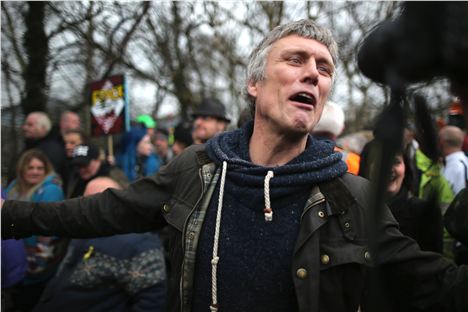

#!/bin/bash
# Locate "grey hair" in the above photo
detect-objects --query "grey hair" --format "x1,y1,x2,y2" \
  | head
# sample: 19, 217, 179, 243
244, 19, 338, 116
30, 111, 52, 132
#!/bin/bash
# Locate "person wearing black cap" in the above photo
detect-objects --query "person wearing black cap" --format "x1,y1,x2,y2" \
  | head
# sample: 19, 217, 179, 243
66, 143, 128, 198
191, 98, 230, 144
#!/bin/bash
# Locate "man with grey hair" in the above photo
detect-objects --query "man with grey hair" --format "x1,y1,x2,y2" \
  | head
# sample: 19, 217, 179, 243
9, 111, 66, 182
2, 20, 467, 312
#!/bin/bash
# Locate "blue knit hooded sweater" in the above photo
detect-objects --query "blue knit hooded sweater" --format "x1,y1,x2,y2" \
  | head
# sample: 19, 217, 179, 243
191, 121, 347, 312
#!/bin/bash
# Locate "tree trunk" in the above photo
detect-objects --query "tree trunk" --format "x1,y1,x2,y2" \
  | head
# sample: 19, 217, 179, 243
21, 1, 48, 115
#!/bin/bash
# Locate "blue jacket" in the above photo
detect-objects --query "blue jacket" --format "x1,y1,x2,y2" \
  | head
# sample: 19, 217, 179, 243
5, 174, 64, 202
1, 239, 27, 288
117, 127, 161, 181
1, 189, 26, 288
116, 127, 161, 181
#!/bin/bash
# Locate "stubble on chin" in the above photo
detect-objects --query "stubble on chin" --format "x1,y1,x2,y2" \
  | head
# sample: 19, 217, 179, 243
291, 111, 316, 134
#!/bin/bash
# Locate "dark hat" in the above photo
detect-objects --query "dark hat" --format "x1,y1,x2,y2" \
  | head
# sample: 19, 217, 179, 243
71, 144, 100, 166
191, 98, 230, 122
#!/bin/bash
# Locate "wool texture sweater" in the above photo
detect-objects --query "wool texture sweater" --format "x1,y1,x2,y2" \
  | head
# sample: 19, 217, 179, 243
192, 122, 347, 311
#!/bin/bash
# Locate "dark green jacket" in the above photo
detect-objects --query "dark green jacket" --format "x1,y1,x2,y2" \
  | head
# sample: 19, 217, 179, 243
2, 144, 467, 312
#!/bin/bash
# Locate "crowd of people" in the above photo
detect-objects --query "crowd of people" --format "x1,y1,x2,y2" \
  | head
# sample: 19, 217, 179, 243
1, 16, 468, 312
1, 96, 233, 311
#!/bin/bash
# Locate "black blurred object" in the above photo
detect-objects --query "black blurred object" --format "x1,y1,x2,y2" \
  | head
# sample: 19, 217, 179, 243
444, 188, 468, 247
358, 3, 468, 87
355, 3, 468, 310
173, 122, 193, 147
192, 98, 231, 122
448, 114, 466, 130
444, 188, 468, 265
412, 94, 440, 162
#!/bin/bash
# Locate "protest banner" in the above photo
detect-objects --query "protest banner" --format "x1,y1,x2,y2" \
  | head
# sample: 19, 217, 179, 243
89, 74, 129, 137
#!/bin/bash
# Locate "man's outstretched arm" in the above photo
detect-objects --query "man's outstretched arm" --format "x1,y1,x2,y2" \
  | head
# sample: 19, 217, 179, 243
2, 176, 170, 239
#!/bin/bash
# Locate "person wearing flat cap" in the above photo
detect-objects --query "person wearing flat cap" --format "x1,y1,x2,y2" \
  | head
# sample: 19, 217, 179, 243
66, 143, 128, 198
191, 98, 230, 144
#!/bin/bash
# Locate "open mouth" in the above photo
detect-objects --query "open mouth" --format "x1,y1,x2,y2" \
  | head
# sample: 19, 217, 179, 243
289, 92, 315, 106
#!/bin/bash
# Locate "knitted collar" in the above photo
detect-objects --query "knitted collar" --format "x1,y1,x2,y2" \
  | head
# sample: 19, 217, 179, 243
205, 121, 347, 187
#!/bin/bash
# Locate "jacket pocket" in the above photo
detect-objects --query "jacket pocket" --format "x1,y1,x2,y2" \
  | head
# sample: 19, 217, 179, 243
162, 197, 193, 232
318, 239, 373, 312
319, 239, 373, 270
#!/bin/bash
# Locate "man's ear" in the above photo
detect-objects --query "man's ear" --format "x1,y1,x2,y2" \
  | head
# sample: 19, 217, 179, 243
247, 80, 258, 98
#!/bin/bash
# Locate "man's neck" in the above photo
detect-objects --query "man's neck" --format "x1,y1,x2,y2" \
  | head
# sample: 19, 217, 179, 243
249, 125, 308, 167
444, 147, 461, 157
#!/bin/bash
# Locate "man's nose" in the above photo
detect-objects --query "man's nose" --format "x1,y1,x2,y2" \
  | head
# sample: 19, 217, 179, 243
301, 59, 319, 85
194, 117, 203, 127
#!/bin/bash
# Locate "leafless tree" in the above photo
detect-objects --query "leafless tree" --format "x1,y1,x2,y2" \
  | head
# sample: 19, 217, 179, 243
1, 1, 455, 176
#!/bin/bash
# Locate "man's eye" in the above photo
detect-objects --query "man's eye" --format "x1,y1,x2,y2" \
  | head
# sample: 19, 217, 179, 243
289, 56, 302, 64
318, 65, 332, 76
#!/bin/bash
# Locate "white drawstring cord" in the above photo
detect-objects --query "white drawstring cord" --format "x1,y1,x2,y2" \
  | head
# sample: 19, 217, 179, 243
263, 170, 274, 222
210, 161, 227, 312
210, 166, 274, 311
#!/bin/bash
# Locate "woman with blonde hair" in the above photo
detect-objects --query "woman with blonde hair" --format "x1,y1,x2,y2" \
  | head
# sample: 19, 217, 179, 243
5, 149, 66, 311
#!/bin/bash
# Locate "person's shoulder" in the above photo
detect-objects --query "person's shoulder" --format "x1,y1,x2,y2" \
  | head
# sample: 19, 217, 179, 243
4, 180, 17, 194
164, 143, 210, 169
336, 173, 371, 205
340, 172, 370, 190
180, 143, 206, 155
34, 184, 64, 202
39, 175, 61, 188
41, 132, 65, 148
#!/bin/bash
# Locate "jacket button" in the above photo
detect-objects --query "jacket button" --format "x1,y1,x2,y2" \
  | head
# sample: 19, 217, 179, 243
321, 254, 330, 265
188, 232, 195, 240
344, 222, 350, 228
162, 204, 171, 213
318, 211, 325, 218
364, 251, 371, 261
296, 268, 308, 279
